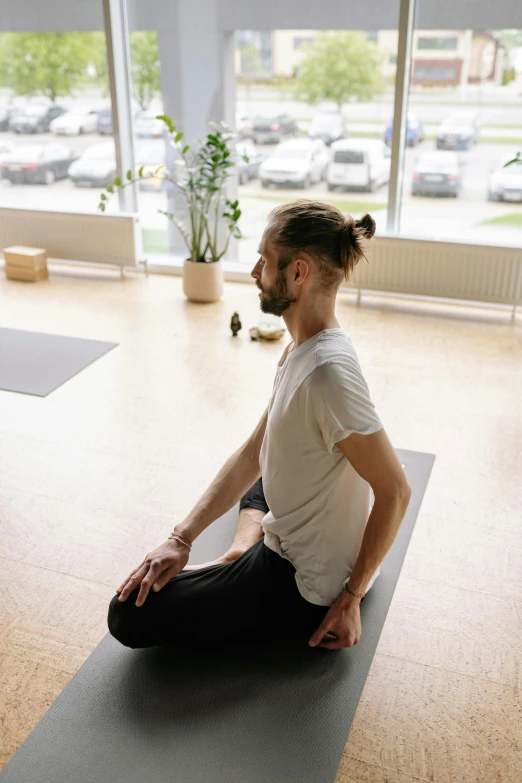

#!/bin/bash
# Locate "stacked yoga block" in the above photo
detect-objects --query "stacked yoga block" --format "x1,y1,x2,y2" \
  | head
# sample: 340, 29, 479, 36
3, 245, 49, 282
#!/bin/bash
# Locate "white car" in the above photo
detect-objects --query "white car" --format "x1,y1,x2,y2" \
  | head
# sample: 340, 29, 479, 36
259, 138, 329, 188
135, 110, 166, 138
235, 113, 253, 139
327, 139, 390, 192
488, 155, 522, 203
50, 109, 99, 135
68, 141, 116, 187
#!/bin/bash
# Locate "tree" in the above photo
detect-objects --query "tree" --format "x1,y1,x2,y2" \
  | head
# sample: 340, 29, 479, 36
0, 32, 98, 102
238, 42, 269, 78
497, 30, 522, 50
129, 32, 160, 109
294, 31, 384, 109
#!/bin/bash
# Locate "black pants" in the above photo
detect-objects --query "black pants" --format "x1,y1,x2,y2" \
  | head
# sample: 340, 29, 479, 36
107, 477, 333, 649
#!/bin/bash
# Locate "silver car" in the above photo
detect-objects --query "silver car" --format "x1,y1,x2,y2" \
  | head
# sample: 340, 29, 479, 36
412, 151, 461, 197
488, 155, 522, 203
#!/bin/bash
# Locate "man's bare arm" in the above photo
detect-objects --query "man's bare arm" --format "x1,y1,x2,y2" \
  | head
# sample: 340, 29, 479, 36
335, 428, 412, 600
175, 407, 268, 544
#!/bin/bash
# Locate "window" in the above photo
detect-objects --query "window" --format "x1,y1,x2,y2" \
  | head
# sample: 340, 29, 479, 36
293, 37, 315, 50
417, 36, 458, 50
0, 31, 117, 215
333, 150, 365, 165
400, 21, 522, 247
412, 64, 459, 82
235, 28, 398, 265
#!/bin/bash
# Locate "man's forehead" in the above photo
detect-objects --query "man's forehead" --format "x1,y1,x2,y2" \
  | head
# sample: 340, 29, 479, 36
258, 224, 276, 255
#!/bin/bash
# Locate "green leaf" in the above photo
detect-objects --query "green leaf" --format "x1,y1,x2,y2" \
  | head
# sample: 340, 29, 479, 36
106, 185, 114, 193
156, 114, 176, 134
174, 131, 184, 143
126, 170, 132, 181
138, 165, 145, 177
231, 200, 238, 209
182, 145, 190, 154
100, 193, 107, 200
503, 154, 521, 168
114, 177, 122, 187
100, 203, 106, 212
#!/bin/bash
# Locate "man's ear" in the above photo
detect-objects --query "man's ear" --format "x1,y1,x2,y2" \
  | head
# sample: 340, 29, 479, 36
294, 254, 310, 285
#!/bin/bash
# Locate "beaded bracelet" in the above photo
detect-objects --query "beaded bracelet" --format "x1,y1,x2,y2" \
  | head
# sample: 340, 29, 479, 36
345, 584, 366, 599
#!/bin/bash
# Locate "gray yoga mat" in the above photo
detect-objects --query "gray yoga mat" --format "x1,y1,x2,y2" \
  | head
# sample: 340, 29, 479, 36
0, 328, 118, 396
0, 448, 435, 783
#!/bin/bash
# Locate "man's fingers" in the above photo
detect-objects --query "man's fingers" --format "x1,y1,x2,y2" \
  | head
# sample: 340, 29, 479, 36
151, 564, 179, 594
308, 624, 331, 647
116, 560, 146, 593
118, 563, 149, 603
135, 562, 164, 607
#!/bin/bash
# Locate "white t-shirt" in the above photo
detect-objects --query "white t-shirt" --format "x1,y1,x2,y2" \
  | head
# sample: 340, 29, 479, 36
260, 327, 384, 606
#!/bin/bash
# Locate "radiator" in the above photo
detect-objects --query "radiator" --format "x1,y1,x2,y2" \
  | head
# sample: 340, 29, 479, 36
347, 234, 522, 309
0, 207, 143, 272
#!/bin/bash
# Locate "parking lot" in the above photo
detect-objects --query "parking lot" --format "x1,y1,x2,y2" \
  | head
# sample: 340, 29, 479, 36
1, 125, 521, 264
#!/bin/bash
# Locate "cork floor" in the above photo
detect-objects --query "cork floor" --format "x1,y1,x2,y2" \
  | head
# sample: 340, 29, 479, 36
0, 266, 521, 782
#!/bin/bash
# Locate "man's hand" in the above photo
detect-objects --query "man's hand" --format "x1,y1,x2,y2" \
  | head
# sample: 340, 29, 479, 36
116, 539, 190, 607
308, 594, 362, 650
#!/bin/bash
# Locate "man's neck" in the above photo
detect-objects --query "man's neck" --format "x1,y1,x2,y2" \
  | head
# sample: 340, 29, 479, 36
283, 313, 341, 350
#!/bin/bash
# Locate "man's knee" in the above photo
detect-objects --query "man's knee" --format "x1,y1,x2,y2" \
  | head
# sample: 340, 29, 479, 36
107, 593, 150, 649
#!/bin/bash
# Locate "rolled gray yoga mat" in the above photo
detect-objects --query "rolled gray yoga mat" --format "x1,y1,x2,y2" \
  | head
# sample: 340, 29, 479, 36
0, 448, 435, 783
0, 328, 118, 396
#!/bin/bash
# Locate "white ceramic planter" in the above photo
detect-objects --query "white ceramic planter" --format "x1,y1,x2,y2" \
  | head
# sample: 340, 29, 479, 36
182, 259, 224, 303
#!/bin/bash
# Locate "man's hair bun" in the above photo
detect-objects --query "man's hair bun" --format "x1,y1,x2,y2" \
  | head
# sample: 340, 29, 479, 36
355, 213, 376, 240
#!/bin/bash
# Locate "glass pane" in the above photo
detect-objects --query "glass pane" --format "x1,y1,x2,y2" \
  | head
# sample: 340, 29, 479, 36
0, 31, 119, 213
400, 15, 522, 245
234, 28, 400, 265
121, 19, 170, 256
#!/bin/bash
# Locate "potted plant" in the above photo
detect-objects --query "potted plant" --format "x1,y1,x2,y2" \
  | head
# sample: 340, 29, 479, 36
98, 115, 245, 302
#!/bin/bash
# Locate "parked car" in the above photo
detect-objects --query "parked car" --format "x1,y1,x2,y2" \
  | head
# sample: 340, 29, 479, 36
235, 113, 254, 139
487, 155, 522, 202
251, 114, 298, 145
9, 103, 67, 134
327, 138, 390, 192
236, 141, 264, 184
436, 111, 480, 150
135, 110, 166, 138
412, 151, 461, 197
0, 105, 12, 132
50, 109, 99, 136
136, 140, 178, 191
97, 107, 113, 135
0, 141, 16, 164
0, 142, 76, 184
384, 112, 424, 147
259, 138, 328, 188
97, 103, 141, 135
68, 141, 116, 187
308, 111, 347, 146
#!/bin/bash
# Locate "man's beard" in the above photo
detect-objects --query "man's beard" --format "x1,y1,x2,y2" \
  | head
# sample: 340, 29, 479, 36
257, 270, 297, 317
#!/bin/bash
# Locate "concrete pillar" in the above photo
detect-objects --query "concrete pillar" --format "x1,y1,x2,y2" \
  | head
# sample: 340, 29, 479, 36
156, 0, 238, 259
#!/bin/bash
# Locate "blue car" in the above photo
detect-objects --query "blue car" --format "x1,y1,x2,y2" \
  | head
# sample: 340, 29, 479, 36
384, 113, 424, 147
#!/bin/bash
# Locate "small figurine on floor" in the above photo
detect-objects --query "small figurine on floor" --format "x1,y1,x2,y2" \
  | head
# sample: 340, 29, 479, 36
230, 312, 242, 337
